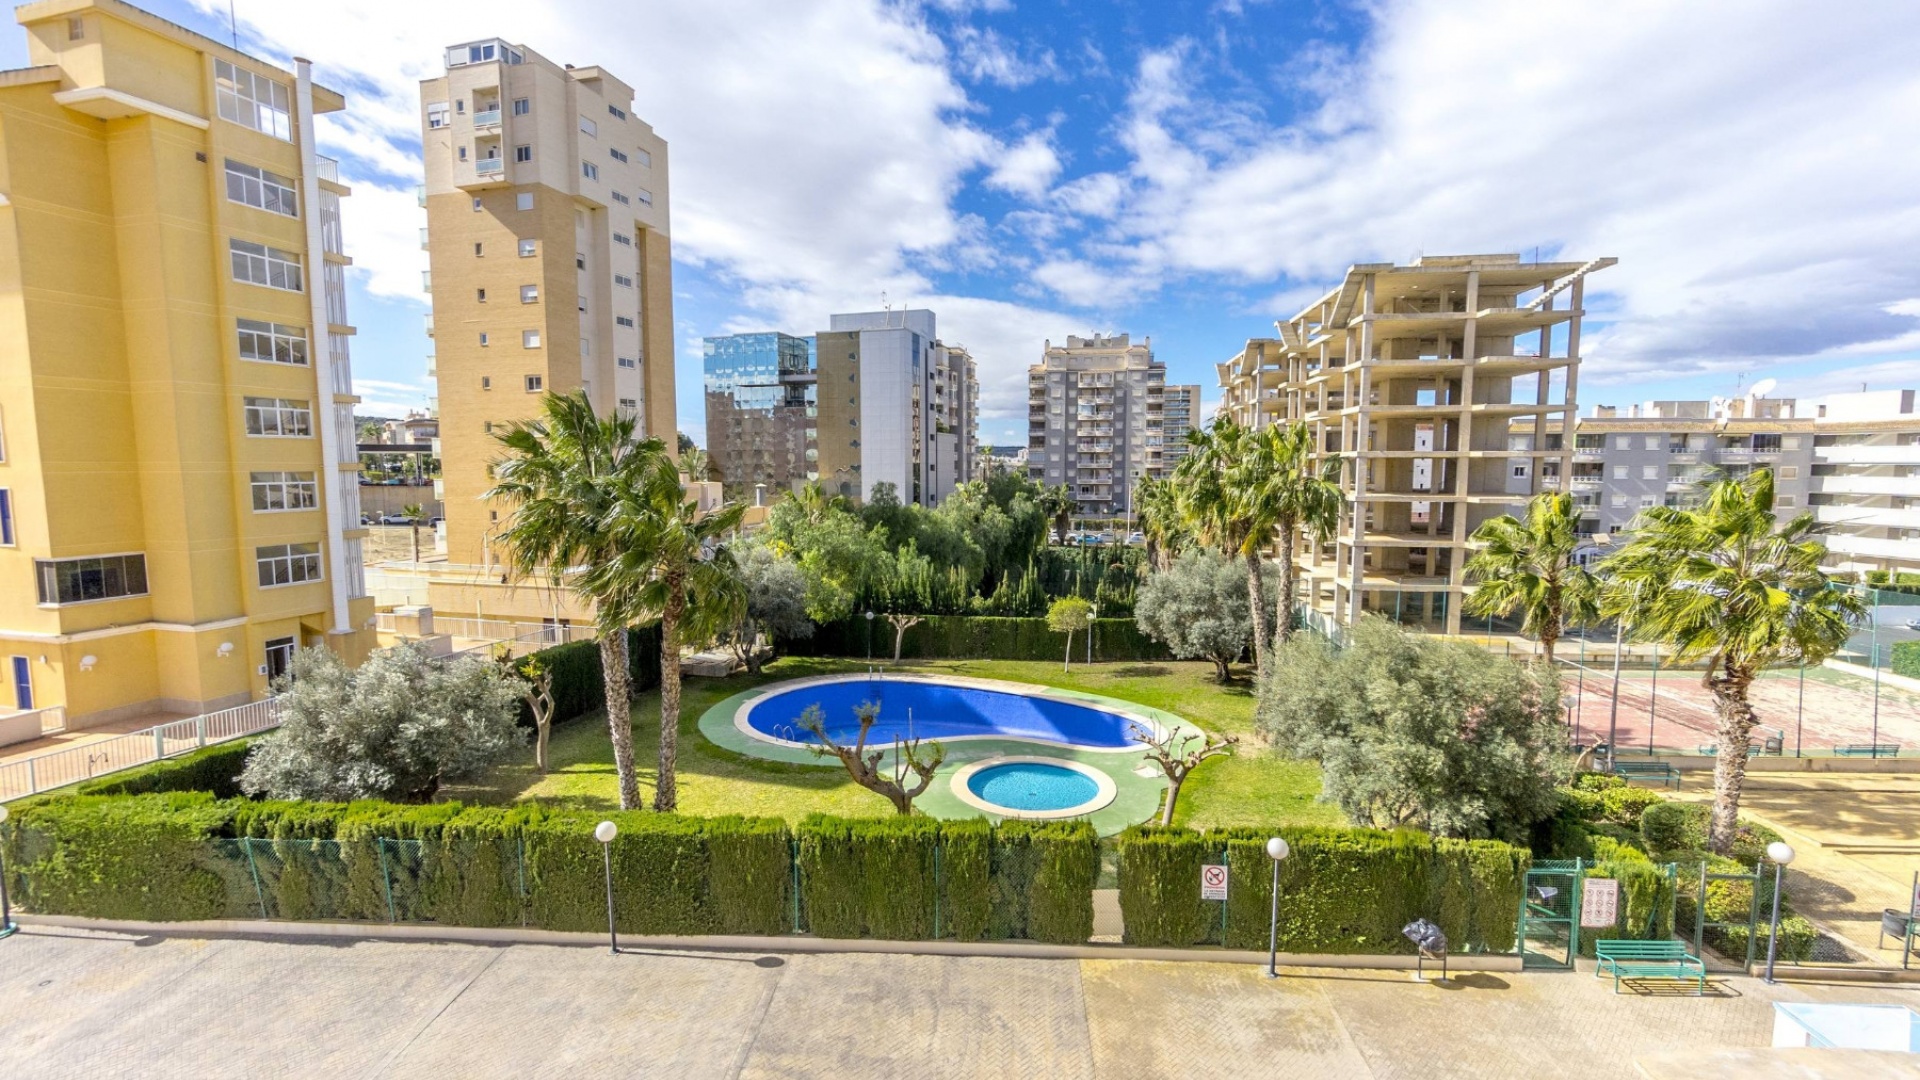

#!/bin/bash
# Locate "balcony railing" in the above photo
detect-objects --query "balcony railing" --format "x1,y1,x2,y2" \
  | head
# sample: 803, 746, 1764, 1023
314, 154, 339, 182
472, 108, 502, 127
474, 158, 505, 175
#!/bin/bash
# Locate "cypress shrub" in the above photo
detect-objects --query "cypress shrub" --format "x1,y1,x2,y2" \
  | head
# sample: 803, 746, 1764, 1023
1115, 827, 1217, 946
76, 740, 255, 799
520, 624, 665, 727
795, 815, 939, 940
0, 793, 235, 921
940, 818, 992, 942
795, 815, 862, 938
787, 616, 1170, 663
1012, 819, 1098, 944
707, 815, 793, 935
1893, 640, 1920, 680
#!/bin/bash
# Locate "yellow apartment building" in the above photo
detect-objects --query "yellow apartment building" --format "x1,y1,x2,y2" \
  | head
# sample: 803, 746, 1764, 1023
0, 0, 374, 729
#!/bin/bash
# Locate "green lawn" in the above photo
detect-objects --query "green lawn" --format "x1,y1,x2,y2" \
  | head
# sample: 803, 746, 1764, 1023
447, 656, 1337, 830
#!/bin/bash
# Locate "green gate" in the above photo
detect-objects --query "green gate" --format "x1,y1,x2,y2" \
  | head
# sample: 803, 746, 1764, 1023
1680, 860, 1765, 969
1520, 860, 1584, 969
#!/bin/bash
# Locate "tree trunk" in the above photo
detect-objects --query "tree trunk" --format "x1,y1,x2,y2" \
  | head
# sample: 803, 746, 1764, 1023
655, 573, 685, 813
1159, 773, 1184, 826
1276, 519, 1298, 645
600, 628, 640, 810
1706, 665, 1759, 855
1245, 553, 1271, 681
535, 717, 551, 773
410, 524, 420, 564
1212, 655, 1232, 683
1063, 630, 1073, 672
893, 623, 907, 663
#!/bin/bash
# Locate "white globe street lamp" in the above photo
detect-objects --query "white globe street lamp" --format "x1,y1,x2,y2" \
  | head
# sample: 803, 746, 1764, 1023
1265, 837, 1290, 979
1763, 841, 1795, 983
595, 820, 619, 954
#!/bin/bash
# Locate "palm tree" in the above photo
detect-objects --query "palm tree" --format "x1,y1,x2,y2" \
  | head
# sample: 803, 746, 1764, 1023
1167, 418, 1274, 672
401, 502, 424, 564
591, 446, 747, 812
1243, 421, 1343, 646
1599, 471, 1864, 853
486, 391, 652, 810
679, 445, 712, 484
1038, 483, 1075, 544
1462, 492, 1599, 664
1134, 475, 1187, 571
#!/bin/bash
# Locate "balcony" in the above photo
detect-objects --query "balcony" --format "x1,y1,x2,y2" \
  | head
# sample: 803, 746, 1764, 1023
1811, 475, 1917, 497
474, 158, 505, 176
315, 154, 339, 182
1813, 443, 1920, 465
1568, 477, 1603, 489
1824, 533, 1920, 560
1813, 504, 1920, 529
423, 312, 435, 337
473, 108, 502, 129
420, 227, 430, 250
421, 270, 432, 294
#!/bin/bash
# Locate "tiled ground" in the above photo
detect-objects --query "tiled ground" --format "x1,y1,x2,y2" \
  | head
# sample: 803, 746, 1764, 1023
1, 929, 1914, 1078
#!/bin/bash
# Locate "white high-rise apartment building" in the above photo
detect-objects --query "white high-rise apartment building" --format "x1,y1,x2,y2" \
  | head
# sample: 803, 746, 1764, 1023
812, 310, 977, 505
1027, 334, 1167, 517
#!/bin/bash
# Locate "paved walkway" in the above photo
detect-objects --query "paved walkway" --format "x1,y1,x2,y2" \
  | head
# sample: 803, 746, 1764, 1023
1, 928, 1914, 1078
1672, 773, 1920, 966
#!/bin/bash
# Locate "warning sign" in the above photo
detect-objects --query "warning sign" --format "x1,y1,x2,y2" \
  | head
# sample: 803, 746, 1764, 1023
1201, 864, 1228, 902
1581, 877, 1619, 928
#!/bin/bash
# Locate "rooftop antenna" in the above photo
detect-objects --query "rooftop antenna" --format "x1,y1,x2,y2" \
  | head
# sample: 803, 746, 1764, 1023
228, 0, 238, 49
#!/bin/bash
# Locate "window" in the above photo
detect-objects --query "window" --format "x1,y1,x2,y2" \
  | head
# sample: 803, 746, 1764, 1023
613, 273, 633, 288
525, 375, 543, 392
1642, 465, 1660, 479
236, 319, 308, 365
608, 104, 627, 120
455, 100, 466, 114
609, 148, 628, 164
612, 232, 632, 246
472, 197, 483, 212
476, 288, 487, 302
519, 239, 537, 257
1640, 497, 1656, 509
1783, 436, 1804, 450
611, 190, 630, 205
582, 162, 599, 181
512, 97, 530, 116
619, 397, 636, 410
1614, 435, 1631, 450
250, 471, 317, 512
514, 144, 532, 163
576, 252, 586, 269
618, 356, 637, 369
230, 239, 303, 291
457, 146, 468, 162
481, 376, 492, 390
517, 192, 534, 212
523, 330, 541, 348
635, 148, 652, 168
520, 285, 539, 303
1611, 465, 1628, 479
67, 16, 84, 39
479, 332, 490, 346
0, 489, 12, 545
225, 159, 298, 216
474, 242, 486, 257
256, 543, 322, 588
427, 102, 449, 128
615, 315, 635, 328
214, 60, 291, 140
1777, 495, 1797, 508
36, 554, 148, 605
1779, 465, 1799, 479
1511, 464, 1529, 478
1610, 494, 1628, 508
243, 397, 311, 437
635, 188, 653, 206
579, 115, 597, 137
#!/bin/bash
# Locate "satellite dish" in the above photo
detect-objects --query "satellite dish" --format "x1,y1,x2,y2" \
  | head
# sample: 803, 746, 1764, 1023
1749, 378, 1777, 398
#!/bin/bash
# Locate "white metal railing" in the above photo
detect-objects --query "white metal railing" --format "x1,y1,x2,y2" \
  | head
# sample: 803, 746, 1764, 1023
0, 698, 280, 802
315, 154, 339, 182
474, 157, 504, 175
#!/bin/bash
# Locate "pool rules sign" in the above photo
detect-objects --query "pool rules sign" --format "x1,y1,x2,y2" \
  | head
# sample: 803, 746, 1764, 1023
1201, 864, 1228, 901
1581, 878, 1619, 929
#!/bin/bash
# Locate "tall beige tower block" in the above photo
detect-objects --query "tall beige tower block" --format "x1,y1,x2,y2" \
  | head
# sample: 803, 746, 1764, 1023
420, 40, 675, 567
1217, 255, 1614, 635
0, 0, 375, 727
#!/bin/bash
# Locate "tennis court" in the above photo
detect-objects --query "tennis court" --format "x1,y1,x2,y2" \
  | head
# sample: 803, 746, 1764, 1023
1558, 660, 1918, 758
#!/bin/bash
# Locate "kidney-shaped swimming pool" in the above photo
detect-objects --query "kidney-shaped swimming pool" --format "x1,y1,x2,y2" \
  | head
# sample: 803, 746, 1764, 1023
740, 675, 1161, 751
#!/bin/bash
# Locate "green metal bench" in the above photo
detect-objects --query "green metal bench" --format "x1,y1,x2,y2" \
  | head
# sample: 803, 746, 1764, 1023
1835, 744, 1900, 758
1593, 939, 1706, 995
1611, 761, 1679, 789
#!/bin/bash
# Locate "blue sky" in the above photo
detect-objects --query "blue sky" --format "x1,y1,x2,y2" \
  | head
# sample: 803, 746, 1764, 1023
10, 1, 1920, 445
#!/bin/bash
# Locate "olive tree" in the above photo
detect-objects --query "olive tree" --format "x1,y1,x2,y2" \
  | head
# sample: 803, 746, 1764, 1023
1047, 596, 1093, 672
240, 643, 526, 803
724, 544, 814, 673
1133, 549, 1258, 682
1257, 617, 1566, 843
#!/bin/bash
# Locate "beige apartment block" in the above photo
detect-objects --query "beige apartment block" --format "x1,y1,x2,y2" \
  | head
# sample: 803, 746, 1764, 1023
1027, 334, 1168, 518
0, 0, 374, 728
1218, 255, 1615, 634
420, 39, 674, 570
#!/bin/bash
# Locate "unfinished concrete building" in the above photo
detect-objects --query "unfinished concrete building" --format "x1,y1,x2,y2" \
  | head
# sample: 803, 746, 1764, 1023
1218, 254, 1615, 634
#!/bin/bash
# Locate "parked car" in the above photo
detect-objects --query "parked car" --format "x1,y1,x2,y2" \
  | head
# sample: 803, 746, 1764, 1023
429, 517, 445, 528
377, 513, 414, 525
1094, 531, 1115, 545
1905, 617, 1920, 632
1126, 531, 1145, 545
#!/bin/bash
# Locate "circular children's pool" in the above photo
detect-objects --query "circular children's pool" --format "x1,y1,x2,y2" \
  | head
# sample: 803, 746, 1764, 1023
950, 757, 1117, 819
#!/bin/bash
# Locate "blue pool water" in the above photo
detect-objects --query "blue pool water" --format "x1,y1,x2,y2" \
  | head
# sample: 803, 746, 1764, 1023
967, 762, 1101, 812
747, 678, 1147, 749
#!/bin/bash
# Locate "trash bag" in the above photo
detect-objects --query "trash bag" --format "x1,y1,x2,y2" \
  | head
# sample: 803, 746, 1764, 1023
1402, 918, 1447, 955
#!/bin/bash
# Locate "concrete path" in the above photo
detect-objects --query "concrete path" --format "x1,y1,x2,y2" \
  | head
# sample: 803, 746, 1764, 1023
1, 928, 1915, 1078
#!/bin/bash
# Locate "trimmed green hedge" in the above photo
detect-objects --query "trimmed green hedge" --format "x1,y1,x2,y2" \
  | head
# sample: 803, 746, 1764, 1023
531, 625, 664, 726
0, 793, 235, 921
1893, 640, 1920, 680
787, 616, 1170, 663
1116, 826, 1529, 954
74, 740, 255, 799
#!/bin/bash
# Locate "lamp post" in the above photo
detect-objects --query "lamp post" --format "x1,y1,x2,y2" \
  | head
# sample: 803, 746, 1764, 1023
1605, 619, 1624, 770
595, 820, 619, 955
1265, 836, 1290, 978
865, 610, 875, 663
1763, 841, 1795, 983
0, 804, 15, 939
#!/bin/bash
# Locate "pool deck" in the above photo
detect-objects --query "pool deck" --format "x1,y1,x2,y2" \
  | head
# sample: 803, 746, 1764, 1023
696, 675, 1194, 835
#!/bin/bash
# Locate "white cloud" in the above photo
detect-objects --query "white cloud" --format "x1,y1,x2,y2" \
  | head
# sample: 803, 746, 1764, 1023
950, 25, 1060, 89
985, 130, 1062, 198
1049, 0, 1920, 387
1051, 172, 1128, 219
353, 378, 434, 418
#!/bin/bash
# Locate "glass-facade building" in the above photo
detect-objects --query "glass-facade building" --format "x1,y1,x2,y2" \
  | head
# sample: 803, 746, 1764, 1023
703, 332, 818, 501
